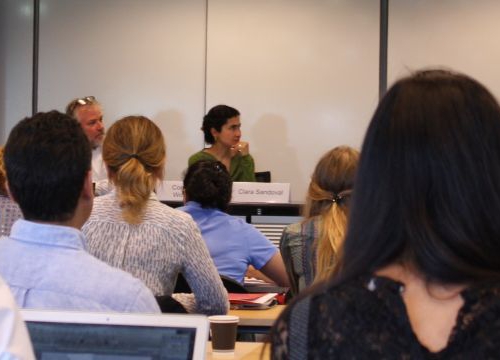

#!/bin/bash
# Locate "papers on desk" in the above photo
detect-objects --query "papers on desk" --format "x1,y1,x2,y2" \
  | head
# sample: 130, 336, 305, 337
229, 293, 278, 310
243, 277, 268, 285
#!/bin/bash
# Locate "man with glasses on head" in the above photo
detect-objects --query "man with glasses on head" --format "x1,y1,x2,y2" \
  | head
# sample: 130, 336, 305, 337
66, 96, 109, 195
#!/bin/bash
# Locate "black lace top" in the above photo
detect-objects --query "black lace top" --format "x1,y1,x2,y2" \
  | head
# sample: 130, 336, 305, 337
271, 275, 500, 359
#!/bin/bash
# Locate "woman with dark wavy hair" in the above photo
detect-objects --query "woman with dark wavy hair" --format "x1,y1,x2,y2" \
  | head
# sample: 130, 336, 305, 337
271, 69, 500, 358
188, 105, 256, 182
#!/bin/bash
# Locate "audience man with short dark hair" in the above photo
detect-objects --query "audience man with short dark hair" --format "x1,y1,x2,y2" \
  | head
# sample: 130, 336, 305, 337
0, 110, 160, 313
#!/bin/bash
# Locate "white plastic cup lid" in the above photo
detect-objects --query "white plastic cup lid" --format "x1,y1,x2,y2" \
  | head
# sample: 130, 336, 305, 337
208, 315, 239, 323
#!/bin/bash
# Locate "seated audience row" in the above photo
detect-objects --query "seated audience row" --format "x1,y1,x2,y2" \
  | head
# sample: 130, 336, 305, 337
6, 67, 500, 358
0, 111, 229, 316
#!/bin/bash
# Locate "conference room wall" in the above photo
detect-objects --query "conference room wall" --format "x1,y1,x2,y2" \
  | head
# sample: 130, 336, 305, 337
0, 0, 33, 142
206, 0, 379, 202
388, 0, 500, 98
25, 0, 379, 203
4, 1, 499, 202
36, 0, 207, 189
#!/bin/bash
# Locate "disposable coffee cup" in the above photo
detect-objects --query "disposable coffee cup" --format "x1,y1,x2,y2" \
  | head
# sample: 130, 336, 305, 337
208, 315, 239, 354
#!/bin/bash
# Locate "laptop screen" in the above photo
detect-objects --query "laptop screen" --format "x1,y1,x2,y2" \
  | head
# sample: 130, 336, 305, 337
21, 310, 209, 360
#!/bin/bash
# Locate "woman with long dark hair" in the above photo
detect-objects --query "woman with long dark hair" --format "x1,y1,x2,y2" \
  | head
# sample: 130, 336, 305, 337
271, 69, 500, 358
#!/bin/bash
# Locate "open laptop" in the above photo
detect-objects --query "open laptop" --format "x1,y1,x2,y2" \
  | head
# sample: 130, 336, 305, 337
21, 309, 209, 360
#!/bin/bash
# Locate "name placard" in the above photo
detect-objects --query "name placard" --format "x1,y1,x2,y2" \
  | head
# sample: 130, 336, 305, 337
156, 181, 184, 201
231, 182, 290, 203
156, 181, 291, 204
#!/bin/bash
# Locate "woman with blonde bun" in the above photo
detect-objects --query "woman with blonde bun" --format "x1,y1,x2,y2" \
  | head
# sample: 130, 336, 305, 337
83, 116, 228, 315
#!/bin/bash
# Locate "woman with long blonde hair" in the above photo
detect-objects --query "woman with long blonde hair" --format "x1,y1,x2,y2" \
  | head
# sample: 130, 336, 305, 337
279, 146, 359, 295
82, 116, 228, 315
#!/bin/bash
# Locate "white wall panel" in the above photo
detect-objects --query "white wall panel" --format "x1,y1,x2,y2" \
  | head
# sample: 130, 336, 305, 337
0, 0, 33, 141
206, 0, 379, 201
38, 0, 206, 181
388, 0, 500, 99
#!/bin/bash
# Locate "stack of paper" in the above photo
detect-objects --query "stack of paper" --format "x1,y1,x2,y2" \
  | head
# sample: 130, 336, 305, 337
228, 293, 278, 310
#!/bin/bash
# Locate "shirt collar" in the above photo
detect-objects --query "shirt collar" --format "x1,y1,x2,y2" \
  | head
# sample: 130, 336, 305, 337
150, 192, 159, 201
9, 219, 87, 250
185, 201, 202, 209
109, 189, 159, 202
183, 201, 223, 215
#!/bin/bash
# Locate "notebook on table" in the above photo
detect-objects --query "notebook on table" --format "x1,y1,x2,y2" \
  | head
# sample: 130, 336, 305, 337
21, 309, 209, 360
229, 292, 278, 309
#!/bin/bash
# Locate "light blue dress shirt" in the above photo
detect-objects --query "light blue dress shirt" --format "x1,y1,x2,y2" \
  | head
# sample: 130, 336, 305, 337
178, 201, 278, 283
0, 219, 160, 313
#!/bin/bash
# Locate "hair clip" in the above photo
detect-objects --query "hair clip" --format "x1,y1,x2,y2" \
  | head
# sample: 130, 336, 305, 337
332, 189, 353, 204
129, 154, 139, 159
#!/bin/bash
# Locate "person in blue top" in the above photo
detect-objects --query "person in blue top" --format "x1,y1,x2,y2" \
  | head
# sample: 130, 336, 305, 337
178, 160, 289, 286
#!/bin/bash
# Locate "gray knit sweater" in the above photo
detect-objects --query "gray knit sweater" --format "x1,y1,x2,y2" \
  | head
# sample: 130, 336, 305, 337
82, 191, 228, 315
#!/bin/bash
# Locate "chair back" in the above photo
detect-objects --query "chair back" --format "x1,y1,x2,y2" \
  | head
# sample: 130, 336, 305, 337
173, 273, 192, 293
255, 171, 271, 183
155, 295, 188, 313
173, 273, 247, 293
220, 274, 248, 293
